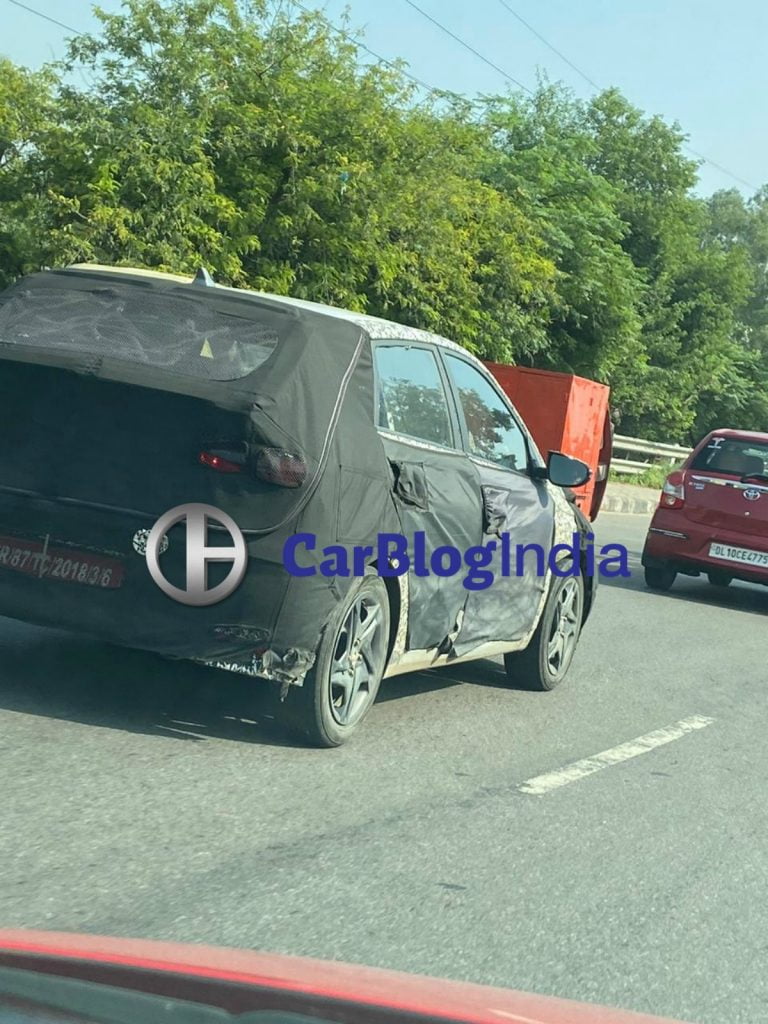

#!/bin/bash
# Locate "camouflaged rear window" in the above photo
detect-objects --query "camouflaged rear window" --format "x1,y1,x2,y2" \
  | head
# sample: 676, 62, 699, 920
0, 285, 279, 381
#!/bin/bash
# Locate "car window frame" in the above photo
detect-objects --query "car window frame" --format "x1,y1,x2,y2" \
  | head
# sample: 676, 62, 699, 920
437, 348, 537, 478
371, 339, 463, 454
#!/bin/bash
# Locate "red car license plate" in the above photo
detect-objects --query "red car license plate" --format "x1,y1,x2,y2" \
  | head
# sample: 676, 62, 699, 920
0, 534, 125, 589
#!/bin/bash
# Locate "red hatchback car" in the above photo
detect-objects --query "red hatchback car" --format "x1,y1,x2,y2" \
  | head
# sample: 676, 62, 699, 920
642, 429, 768, 591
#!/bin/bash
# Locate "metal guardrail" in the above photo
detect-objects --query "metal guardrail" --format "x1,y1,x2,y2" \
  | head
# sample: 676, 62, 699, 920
611, 435, 692, 477
611, 458, 653, 477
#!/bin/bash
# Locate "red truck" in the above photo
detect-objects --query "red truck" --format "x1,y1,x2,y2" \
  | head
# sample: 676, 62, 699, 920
485, 363, 613, 521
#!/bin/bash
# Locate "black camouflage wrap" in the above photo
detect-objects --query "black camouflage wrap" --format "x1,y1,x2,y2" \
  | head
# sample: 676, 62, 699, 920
0, 268, 399, 678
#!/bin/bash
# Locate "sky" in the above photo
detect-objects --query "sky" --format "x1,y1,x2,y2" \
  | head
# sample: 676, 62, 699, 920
2, 0, 765, 197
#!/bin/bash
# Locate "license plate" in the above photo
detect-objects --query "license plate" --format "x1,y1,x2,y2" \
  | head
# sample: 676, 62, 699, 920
709, 542, 768, 568
0, 534, 125, 588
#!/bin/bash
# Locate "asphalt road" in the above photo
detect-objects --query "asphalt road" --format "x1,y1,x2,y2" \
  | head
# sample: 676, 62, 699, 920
1, 512, 767, 1024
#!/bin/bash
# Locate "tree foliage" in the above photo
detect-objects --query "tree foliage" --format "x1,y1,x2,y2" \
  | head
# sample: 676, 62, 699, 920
0, 0, 766, 440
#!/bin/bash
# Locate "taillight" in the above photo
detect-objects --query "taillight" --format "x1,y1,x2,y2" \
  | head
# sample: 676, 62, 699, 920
199, 449, 244, 474
199, 443, 307, 487
660, 470, 685, 509
254, 448, 307, 489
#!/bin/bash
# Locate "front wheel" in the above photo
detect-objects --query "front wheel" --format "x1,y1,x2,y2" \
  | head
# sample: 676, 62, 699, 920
504, 572, 584, 691
281, 572, 390, 747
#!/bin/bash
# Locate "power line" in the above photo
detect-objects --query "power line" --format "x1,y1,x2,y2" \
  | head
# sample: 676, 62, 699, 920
288, 0, 448, 97
5, 0, 447, 101
497, 0, 599, 90
494, 0, 760, 192
5, 0, 81, 35
7, 0, 759, 191
402, 0, 533, 95
681, 147, 758, 193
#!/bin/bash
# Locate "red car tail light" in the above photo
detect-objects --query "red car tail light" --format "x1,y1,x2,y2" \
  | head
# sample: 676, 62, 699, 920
199, 449, 244, 474
660, 470, 685, 509
254, 448, 307, 489
199, 442, 307, 487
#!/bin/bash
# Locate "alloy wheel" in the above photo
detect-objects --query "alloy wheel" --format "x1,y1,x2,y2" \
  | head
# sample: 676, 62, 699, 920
328, 591, 388, 727
546, 576, 582, 676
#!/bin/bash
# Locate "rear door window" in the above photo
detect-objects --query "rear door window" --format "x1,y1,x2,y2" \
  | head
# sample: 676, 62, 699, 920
374, 344, 454, 448
0, 284, 279, 381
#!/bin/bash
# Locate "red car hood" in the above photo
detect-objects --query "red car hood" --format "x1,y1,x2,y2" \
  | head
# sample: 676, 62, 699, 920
0, 929, 690, 1024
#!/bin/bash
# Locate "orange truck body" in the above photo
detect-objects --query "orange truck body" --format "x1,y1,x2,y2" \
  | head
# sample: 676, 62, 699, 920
484, 362, 612, 521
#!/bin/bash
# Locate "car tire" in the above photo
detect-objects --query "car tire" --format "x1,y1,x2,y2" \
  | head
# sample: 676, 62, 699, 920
707, 570, 732, 588
281, 571, 390, 748
504, 571, 584, 691
644, 565, 677, 591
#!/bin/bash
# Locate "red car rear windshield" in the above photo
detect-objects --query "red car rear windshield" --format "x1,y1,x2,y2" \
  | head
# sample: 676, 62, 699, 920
690, 435, 768, 478
0, 284, 279, 382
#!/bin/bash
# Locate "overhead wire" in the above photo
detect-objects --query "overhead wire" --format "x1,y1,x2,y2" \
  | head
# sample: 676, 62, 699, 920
5, 0, 760, 190
288, 0, 453, 97
402, 0, 533, 94
496, 0, 599, 90
5, 0, 82, 35
493, 0, 759, 191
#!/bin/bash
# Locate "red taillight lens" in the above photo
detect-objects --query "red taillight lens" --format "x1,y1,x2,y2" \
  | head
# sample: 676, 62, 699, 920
254, 448, 307, 489
199, 450, 243, 474
660, 470, 685, 509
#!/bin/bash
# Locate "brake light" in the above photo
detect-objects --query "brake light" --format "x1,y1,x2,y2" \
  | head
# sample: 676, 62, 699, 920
660, 470, 685, 509
199, 450, 244, 474
254, 448, 307, 489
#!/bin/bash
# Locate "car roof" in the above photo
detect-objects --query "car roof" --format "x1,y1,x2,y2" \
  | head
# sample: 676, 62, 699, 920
701, 428, 768, 443
64, 264, 472, 358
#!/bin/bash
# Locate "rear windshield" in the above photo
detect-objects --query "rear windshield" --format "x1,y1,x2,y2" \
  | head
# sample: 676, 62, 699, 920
0, 284, 279, 381
690, 435, 768, 477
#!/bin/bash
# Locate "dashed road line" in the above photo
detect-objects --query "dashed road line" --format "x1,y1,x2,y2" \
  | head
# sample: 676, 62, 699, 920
519, 715, 715, 796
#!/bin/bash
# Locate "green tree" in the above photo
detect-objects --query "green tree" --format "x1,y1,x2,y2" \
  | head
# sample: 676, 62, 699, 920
0, 1, 766, 441
0, 59, 60, 286
9, 0, 556, 358
694, 188, 768, 436
479, 85, 644, 384
583, 90, 755, 440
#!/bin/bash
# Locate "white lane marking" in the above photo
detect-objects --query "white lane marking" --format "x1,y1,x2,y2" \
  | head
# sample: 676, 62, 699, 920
518, 715, 715, 796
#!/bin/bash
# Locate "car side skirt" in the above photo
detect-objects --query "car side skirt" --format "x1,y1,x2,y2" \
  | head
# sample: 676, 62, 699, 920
383, 635, 533, 678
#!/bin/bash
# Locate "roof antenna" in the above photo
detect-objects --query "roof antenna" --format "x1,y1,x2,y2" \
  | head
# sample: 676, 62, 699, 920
192, 267, 216, 287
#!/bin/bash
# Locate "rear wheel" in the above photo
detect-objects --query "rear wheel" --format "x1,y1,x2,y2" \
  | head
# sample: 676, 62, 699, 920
644, 565, 677, 591
707, 570, 732, 588
504, 572, 584, 691
281, 572, 390, 747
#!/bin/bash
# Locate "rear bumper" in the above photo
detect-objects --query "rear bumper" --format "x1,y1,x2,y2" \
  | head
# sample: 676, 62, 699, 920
0, 490, 296, 664
642, 508, 768, 585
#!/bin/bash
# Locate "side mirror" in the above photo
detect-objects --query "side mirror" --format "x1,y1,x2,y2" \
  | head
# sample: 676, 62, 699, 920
546, 451, 591, 488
